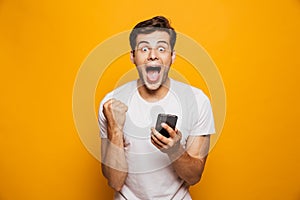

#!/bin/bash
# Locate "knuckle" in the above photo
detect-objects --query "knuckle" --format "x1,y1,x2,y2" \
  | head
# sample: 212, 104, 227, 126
103, 103, 110, 111
158, 136, 163, 141
103, 101, 109, 107
108, 103, 114, 110
104, 99, 114, 108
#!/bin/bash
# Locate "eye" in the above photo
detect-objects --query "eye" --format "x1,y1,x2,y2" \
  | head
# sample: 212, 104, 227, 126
157, 47, 165, 52
141, 47, 149, 52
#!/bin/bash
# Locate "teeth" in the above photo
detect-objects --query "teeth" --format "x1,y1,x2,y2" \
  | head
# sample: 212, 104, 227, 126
146, 66, 161, 73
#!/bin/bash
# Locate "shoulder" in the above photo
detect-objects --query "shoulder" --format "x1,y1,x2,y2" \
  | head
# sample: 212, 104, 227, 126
170, 79, 210, 103
100, 80, 137, 105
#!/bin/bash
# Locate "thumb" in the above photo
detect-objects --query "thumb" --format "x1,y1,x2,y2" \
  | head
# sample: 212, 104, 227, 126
161, 123, 176, 138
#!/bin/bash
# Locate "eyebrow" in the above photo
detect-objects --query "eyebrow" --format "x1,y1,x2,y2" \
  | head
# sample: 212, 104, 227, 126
137, 41, 149, 47
157, 41, 169, 46
137, 40, 170, 47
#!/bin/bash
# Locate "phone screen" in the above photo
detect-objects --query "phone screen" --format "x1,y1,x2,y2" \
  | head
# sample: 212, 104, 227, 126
155, 114, 178, 138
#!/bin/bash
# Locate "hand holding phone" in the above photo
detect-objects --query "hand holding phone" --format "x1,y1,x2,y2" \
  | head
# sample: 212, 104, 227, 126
155, 114, 178, 138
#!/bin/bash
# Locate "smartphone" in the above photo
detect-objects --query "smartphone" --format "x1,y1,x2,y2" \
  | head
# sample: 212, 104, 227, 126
155, 114, 178, 138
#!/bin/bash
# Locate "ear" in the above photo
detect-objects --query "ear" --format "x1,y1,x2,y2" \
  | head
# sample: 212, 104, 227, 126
171, 50, 176, 64
130, 50, 135, 64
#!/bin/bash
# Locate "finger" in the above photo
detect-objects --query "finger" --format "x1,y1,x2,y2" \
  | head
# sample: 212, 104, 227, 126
103, 98, 113, 108
108, 98, 116, 105
151, 134, 170, 151
111, 100, 121, 108
151, 127, 168, 146
176, 129, 182, 138
122, 104, 128, 112
151, 135, 163, 149
111, 100, 128, 112
161, 123, 176, 138
151, 127, 169, 144
116, 100, 127, 110
106, 99, 118, 110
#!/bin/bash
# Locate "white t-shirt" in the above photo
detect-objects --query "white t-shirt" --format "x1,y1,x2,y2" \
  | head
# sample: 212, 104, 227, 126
98, 79, 215, 200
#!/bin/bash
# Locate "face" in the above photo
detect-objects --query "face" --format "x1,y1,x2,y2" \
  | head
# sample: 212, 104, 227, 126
130, 31, 176, 91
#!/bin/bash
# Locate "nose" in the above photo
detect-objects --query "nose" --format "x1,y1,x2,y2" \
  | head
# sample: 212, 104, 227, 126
147, 48, 158, 61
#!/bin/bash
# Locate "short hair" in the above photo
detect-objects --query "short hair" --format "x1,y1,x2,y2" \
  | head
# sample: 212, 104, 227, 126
129, 16, 177, 51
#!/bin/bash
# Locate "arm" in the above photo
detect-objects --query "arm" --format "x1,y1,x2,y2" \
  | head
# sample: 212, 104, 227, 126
101, 99, 128, 191
168, 135, 210, 185
151, 123, 210, 185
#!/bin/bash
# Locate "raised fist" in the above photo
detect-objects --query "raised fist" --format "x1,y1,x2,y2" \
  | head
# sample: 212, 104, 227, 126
103, 98, 128, 132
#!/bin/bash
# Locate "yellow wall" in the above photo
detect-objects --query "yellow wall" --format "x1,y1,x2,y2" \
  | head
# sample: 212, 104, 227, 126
1, 0, 300, 199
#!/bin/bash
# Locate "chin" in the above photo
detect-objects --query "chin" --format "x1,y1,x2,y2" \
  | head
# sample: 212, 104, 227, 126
144, 81, 161, 91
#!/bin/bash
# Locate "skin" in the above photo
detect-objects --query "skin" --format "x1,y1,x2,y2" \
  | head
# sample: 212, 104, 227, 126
101, 30, 210, 191
131, 31, 175, 99
101, 99, 128, 191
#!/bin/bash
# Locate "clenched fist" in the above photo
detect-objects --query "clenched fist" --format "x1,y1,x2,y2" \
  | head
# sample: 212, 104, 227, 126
103, 98, 128, 135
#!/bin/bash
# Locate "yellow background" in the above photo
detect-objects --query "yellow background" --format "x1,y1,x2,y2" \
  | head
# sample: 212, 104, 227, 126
1, 0, 300, 199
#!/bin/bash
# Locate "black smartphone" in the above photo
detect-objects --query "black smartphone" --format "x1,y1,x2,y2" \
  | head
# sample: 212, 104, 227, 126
155, 114, 178, 138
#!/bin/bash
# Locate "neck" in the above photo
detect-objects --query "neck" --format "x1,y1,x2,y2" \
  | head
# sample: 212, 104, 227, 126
137, 78, 170, 102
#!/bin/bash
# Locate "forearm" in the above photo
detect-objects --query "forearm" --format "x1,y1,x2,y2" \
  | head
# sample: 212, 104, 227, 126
101, 129, 128, 191
168, 145, 207, 185
102, 159, 127, 191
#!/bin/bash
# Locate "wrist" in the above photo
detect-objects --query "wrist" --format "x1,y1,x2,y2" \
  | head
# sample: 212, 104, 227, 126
167, 143, 185, 161
107, 125, 124, 144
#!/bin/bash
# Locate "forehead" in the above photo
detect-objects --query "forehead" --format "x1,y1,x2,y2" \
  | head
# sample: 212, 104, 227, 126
136, 31, 170, 46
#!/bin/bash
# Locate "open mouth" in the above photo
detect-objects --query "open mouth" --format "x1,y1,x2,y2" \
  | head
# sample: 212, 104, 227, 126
146, 66, 161, 73
146, 66, 161, 82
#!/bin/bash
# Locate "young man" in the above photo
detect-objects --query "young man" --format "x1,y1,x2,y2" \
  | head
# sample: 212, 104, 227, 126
98, 16, 215, 200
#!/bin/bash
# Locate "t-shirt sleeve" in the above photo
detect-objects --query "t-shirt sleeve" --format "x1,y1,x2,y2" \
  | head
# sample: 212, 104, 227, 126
98, 97, 108, 139
189, 94, 215, 136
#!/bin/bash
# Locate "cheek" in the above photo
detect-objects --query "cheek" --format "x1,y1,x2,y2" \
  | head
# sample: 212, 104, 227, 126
162, 55, 173, 65
136, 66, 145, 75
134, 57, 146, 66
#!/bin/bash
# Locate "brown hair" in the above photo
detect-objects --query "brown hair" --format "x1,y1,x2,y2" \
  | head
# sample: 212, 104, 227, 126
129, 16, 177, 51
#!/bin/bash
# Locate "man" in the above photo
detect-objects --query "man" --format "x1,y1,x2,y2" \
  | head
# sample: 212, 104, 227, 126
98, 16, 215, 200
